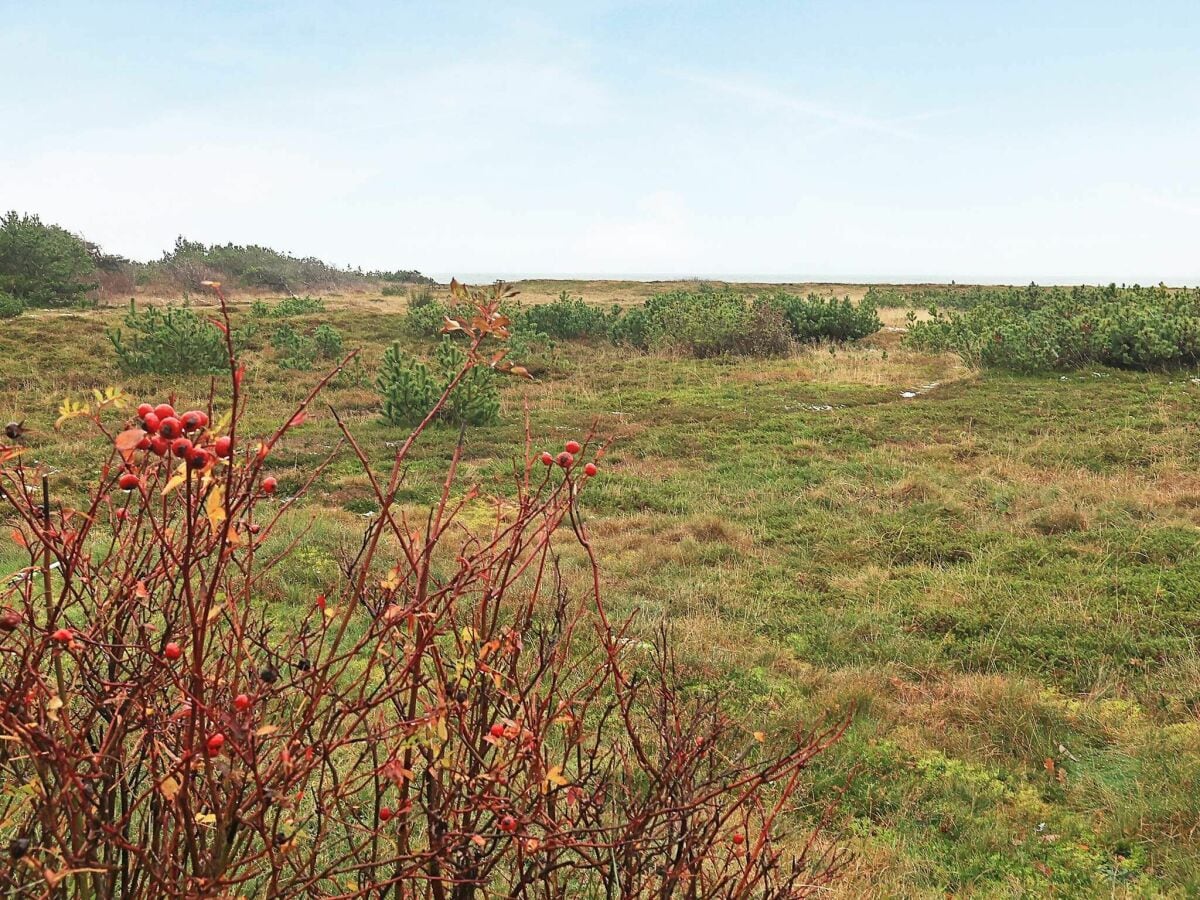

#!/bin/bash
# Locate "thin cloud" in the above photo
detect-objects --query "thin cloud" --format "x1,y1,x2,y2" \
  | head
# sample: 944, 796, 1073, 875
673, 70, 943, 141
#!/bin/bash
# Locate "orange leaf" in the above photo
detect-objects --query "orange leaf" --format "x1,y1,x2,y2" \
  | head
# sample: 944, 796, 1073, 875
115, 428, 146, 457
10, 528, 26, 549
234, 364, 245, 388
288, 411, 308, 428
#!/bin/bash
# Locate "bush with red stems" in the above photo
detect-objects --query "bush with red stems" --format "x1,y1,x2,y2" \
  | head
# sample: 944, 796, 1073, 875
0, 280, 846, 897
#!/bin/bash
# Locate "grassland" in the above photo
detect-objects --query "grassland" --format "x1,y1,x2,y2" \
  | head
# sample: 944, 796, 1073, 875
2, 283, 1198, 897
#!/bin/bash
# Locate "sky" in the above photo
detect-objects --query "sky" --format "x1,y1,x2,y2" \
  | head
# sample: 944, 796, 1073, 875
2, 1, 1198, 283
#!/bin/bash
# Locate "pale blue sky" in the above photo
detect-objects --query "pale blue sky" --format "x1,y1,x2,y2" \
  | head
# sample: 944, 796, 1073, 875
2, 1, 1198, 282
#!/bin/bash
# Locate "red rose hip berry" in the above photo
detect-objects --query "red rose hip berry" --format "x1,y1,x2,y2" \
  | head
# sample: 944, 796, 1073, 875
52, 628, 73, 643
142, 412, 161, 434
234, 693, 251, 712
171, 437, 193, 458
499, 815, 518, 833
158, 417, 183, 440
379, 807, 393, 822
206, 733, 226, 755
584, 462, 598, 477
262, 477, 278, 495
565, 440, 582, 454
164, 642, 182, 661
118, 472, 141, 491
489, 723, 506, 739
186, 447, 209, 470
540, 452, 554, 466
153, 403, 175, 421
214, 435, 232, 458
137, 403, 154, 418
556, 451, 574, 468
150, 435, 169, 456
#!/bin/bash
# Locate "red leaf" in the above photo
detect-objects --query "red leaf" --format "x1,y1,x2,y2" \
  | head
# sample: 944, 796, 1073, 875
210, 318, 229, 335
288, 411, 308, 429
234, 365, 246, 388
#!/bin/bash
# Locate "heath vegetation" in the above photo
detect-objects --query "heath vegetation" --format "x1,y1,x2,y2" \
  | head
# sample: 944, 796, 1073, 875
2, 224, 1199, 896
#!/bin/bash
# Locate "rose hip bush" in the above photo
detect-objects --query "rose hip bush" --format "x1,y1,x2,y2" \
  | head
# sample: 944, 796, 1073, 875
0, 280, 846, 897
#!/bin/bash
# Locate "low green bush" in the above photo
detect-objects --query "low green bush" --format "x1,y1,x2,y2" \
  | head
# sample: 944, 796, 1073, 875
313, 323, 344, 359
905, 285, 1200, 371
767, 292, 881, 342
404, 299, 450, 336
512, 291, 616, 340
269, 322, 344, 370
0, 290, 23, 319
250, 295, 326, 318
400, 285, 876, 360
108, 300, 253, 375
377, 338, 500, 427
639, 288, 754, 357
609, 306, 650, 349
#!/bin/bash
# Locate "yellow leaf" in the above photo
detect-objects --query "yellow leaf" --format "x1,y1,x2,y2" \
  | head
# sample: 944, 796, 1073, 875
380, 567, 402, 592
47, 695, 63, 722
194, 812, 217, 827
205, 485, 227, 530
545, 765, 569, 788
162, 462, 188, 497
753, 731, 766, 743
255, 724, 280, 737
54, 398, 90, 430
160, 776, 181, 801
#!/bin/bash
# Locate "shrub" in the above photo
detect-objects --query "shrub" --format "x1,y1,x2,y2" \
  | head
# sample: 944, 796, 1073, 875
0, 211, 98, 308
270, 323, 315, 370
377, 337, 500, 427
0, 283, 845, 897
408, 287, 437, 308
381, 283, 406, 297
512, 291, 615, 340
269, 322, 344, 370
369, 268, 437, 286
740, 298, 796, 356
156, 238, 416, 293
108, 300, 252, 375
313, 323, 344, 359
767, 292, 881, 343
0, 290, 23, 319
638, 288, 762, 358
905, 285, 1200, 371
609, 305, 650, 349
403, 296, 452, 336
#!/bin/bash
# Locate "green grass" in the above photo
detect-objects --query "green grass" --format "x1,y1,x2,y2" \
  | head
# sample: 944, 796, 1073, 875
2, 297, 1199, 896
